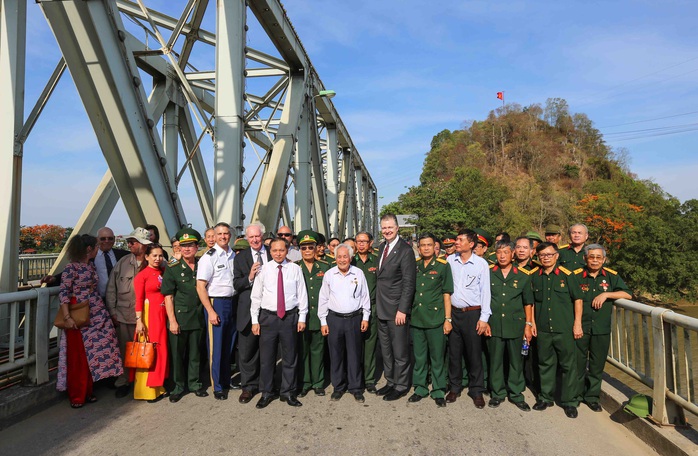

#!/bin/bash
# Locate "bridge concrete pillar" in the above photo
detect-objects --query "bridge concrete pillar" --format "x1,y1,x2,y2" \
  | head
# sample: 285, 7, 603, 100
214, 0, 246, 234
0, 0, 25, 298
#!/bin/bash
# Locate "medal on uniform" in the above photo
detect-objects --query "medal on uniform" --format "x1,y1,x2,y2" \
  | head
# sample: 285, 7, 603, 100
601, 280, 609, 291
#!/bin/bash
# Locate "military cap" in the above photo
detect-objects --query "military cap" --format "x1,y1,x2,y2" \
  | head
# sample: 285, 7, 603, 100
297, 230, 318, 245
233, 238, 250, 250
526, 231, 544, 243
473, 228, 492, 248
442, 234, 457, 246
544, 224, 562, 235
174, 227, 201, 245
315, 232, 327, 244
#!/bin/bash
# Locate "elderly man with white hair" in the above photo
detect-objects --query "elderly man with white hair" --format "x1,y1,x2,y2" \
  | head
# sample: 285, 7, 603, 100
318, 243, 371, 403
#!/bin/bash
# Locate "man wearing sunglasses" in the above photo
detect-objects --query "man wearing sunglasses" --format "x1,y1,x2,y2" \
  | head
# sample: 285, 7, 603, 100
278, 226, 301, 262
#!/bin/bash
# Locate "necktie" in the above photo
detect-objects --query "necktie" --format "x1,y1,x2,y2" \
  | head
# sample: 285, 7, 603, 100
256, 250, 263, 266
105, 251, 114, 276
381, 244, 389, 269
277, 264, 286, 319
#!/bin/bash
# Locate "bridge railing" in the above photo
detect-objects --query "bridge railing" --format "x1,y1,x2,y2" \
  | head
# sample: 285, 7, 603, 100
0, 287, 59, 386
608, 298, 696, 425
17, 254, 60, 285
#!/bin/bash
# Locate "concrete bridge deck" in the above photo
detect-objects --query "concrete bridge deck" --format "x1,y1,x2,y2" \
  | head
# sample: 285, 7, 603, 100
0, 383, 658, 456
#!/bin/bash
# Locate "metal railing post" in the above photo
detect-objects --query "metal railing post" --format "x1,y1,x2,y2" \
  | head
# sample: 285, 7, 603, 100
651, 306, 669, 424
34, 287, 50, 384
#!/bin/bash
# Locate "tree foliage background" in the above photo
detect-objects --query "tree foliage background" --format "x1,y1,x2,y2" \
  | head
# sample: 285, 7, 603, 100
20, 224, 72, 253
382, 98, 698, 301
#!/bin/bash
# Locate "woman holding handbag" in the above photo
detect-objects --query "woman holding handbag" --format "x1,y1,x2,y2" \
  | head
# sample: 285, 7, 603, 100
57, 234, 123, 408
133, 244, 170, 401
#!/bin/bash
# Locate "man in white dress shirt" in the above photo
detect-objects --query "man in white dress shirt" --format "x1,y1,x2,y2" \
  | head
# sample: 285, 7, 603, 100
196, 222, 236, 400
318, 244, 370, 403
251, 238, 308, 408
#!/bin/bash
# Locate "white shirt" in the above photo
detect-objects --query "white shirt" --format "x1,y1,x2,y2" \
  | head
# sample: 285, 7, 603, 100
286, 247, 302, 262
196, 244, 236, 297
94, 249, 117, 297
318, 265, 371, 326
250, 260, 308, 324
379, 237, 400, 269
447, 252, 492, 322
251, 247, 269, 265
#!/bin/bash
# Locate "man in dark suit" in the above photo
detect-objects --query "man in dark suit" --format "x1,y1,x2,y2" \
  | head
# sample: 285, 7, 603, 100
233, 222, 271, 404
375, 214, 416, 401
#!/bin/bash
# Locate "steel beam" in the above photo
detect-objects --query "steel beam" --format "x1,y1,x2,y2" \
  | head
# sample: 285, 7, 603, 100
248, 0, 305, 71
214, 0, 245, 230
336, 150, 351, 238
179, 107, 214, 228
309, 104, 329, 236
0, 0, 26, 295
325, 128, 339, 237
163, 102, 179, 182
294, 94, 312, 231
41, 0, 185, 241
355, 167, 364, 232
251, 74, 305, 231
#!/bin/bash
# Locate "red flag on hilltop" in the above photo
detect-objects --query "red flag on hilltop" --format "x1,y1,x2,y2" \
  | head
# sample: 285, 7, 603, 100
496, 92, 504, 100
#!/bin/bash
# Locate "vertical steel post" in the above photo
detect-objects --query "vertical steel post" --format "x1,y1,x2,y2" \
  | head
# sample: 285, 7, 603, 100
325, 128, 339, 236
294, 94, 312, 231
214, 0, 246, 232
163, 102, 180, 184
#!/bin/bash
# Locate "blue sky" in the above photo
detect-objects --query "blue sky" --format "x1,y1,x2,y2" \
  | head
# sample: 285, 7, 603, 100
20, 1, 698, 235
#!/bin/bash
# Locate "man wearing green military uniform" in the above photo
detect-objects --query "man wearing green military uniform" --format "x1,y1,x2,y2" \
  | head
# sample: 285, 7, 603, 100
487, 240, 534, 411
409, 233, 454, 407
574, 244, 631, 412
161, 228, 209, 402
530, 242, 583, 418
558, 223, 589, 271
354, 231, 380, 393
544, 225, 564, 248
441, 235, 457, 258
296, 230, 331, 397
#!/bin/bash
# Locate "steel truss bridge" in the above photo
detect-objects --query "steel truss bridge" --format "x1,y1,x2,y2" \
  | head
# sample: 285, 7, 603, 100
0, 0, 377, 292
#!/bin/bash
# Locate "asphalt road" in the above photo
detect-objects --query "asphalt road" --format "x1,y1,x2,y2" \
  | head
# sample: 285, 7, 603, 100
0, 384, 654, 456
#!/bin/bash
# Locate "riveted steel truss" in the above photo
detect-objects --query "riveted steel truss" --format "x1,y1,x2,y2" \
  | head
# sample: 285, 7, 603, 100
0, 0, 377, 290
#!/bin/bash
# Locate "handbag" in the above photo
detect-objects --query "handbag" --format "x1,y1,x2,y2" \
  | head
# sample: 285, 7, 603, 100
54, 297, 90, 329
124, 332, 156, 369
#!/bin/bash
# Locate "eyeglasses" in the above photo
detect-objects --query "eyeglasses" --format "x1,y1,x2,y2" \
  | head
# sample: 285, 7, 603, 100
538, 253, 558, 259
277, 233, 292, 237
99, 237, 115, 241
126, 239, 138, 245
299, 245, 316, 251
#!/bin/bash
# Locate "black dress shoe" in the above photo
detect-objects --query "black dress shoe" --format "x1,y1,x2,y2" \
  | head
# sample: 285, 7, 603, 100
169, 392, 185, 403
213, 391, 227, 400
195, 388, 209, 398
472, 394, 486, 409
383, 389, 407, 402
365, 384, 377, 394
376, 385, 394, 396
563, 406, 578, 418
408, 393, 424, 403
115, 385, 130, 398
313, 388, 326, 397
488, 397, 503, 408
353, 392, 365, 403
298, 389, 310, 398
148, 393, 166, 403
585, 401, 603, 412
330, 391, 345, 401
280, 396, 302, 407
229, 383, 242, 390
509, 398, 531, 411
435, 398, 447, 407
532, 400, 554, 411
445, 390, 460, 403
256, 395, 275, 409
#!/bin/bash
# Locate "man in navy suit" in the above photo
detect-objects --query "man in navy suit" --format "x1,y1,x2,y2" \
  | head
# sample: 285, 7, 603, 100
375, 214, 416, 401
233, 222, 271, 404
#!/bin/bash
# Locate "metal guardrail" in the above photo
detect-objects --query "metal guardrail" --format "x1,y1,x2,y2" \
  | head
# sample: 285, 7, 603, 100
608, 298, 696, 425
0, 287, 59, 385
17, 254, 60, 285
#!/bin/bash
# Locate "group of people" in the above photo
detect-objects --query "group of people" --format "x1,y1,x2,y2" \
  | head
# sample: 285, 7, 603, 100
51, 216, 631, 418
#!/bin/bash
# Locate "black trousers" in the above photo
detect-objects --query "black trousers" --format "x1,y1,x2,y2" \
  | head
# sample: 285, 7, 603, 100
448, 310, 485, 396
327, 312, 364, 393
238, 321, 260, 392
377, 318, 411, 392
259, 310, 298, 397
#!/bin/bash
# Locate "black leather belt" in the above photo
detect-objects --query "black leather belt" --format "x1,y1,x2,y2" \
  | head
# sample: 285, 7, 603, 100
452, 305, 481, 313
261, 307, 299, 315
328, 309, 363, 318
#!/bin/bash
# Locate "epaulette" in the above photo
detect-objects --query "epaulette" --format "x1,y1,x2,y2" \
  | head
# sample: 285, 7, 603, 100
573, 267, 584, 275
168, 259, 180, 267
518, 267, 533, 275
325, 253, 335, 259
436, 257, 448, 264
295, 260, 302, 266
603, 267, 618, 275
529, 266, 540, 274
559, 244, 569, 249
317, 259, 329, 265
415, 257, 421, 261
489, 263, 495, 269
206, 248, 215, 256
559, 266, 572, 275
